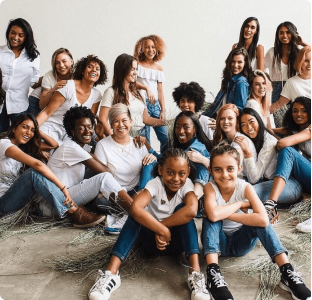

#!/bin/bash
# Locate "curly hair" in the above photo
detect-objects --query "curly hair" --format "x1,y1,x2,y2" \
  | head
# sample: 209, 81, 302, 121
63, 105, 96, 138
6, 18, 39, 61
236, 17, 260, 61
221, 48, 251, 91
213, 104, 240, 146
172, 82, 205, 112
293, 46, 311, 74
134, 35, 166, 62
173, 111, 213, 152
51, 48, 74, 79
209, 145, 241, 168
283, 97, 311, 133
273, 22, 299, 78
0, 68, 5, 106
73, 55, 108, 87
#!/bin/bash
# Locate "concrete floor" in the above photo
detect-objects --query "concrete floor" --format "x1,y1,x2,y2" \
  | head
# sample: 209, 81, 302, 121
0, 210, 310, 300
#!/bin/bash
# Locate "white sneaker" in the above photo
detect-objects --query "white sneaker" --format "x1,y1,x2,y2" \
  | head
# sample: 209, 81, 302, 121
88, 270, 121, 300
105, 214, 128, 235
296, 218, 311, 233
188, 271, 211, 300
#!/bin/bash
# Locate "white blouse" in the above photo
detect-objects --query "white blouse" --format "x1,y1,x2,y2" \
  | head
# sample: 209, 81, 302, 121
0, 45, 40, 114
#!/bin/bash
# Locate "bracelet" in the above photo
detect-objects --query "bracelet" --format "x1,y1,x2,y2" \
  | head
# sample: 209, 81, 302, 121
60, 186, 66, 191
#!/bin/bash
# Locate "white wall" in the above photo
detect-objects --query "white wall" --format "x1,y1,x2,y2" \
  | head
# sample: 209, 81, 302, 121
0, 0, 311, 116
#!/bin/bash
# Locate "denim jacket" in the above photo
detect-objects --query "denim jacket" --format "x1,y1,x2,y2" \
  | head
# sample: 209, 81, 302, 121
203, 73, 250, 119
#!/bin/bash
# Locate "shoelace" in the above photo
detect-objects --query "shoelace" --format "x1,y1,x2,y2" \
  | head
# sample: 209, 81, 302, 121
191, 272, 207, 292
92, 270, 112, 293
210, 269, 228, 288
286, 269, 304, 285
114, 214, 128, 227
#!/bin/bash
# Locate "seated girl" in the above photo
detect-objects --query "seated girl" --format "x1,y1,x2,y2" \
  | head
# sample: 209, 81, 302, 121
202, 145, 311, 300
45, 106, 133, 218
88, 149, 210, 300
94, 103, 157, 234
172, 81, 215, 140
254, 97, 311, 225
0, 113, 104, 228
37, 55, 107, 145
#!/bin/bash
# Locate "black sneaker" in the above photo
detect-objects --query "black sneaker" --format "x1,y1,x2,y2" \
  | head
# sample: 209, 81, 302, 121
206, 264, 234, 300
279, 264, 311, 300
263, 199, 279, 224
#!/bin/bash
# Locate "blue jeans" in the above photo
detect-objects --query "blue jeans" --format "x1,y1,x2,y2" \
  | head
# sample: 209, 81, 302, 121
201, 218, 287, 261
27, 95, 41, 117
111, 203, 200, 262
143, 100, 169, 154
0, 102, 28, 133
0, 168, 69, 217
272, 81, 288, 128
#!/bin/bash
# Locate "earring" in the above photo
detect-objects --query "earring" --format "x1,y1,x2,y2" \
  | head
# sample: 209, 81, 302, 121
193, 133, 197, 138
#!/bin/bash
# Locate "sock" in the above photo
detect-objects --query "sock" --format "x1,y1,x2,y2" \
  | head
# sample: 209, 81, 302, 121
207, 263, 220, 270
280, 263, 293, 274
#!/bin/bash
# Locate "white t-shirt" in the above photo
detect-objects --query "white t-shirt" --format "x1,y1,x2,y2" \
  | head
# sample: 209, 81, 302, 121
264, 47, 289, 82
41, 70, 57, 90
294, 127, 311, 161
145, 177, 194, 221
245, 99, 275, 128
40, 80, 101, 144
136, 65, 165, 100
199, 114, 214, 140
94, 135, 148, 191
29, 86, 42, 99
47, 139, 91, 188
0, 139, 23, 197
280, 75, 311, 101
210, 178, 250, 234
100, 86, 146, 131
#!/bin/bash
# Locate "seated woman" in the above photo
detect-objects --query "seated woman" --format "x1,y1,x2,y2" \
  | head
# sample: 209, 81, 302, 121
37, 55, 107, 145
88, 149, 210, 300
0, 113, 104, 228
203, 48, 251, 119
202, 145, 310, 300
45, 106, 133, 218
172, 81, 215, 140
253, 97, 311, 225
246, 69, 275, 127
95, 103, 157, 234
98, 53, 165, 139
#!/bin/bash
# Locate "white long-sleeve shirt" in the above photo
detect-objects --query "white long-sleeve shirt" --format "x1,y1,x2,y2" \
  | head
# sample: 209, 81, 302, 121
0, 45, 40, 114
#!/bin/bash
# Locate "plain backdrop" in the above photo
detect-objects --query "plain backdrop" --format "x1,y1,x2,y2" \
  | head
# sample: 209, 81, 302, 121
0, 0, 311, 116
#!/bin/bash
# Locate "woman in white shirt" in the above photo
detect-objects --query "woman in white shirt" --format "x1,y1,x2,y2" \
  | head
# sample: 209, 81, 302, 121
0, 18, 41, 132
37, 55, 107, 145
98, 53, 165, 138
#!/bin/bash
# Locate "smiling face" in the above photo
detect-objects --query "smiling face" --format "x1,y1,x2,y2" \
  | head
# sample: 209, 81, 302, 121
71, 117, 94, 147
251, 75, 266, 100
219, 109, 238, 135
240, 114, 259, 139
143, 39, 156, 61
124, 60, 138, 84
292, 102, 309, 128
301, 51, 311, 76
8, 25, 25, 50
55, 53, 73, 78
279, 26, 292, 45
175, 116, 197, 146
230, 54, 245, 75
111, 112, 132, 140
82, 61, 100, 84
179, 97, 196, 113
244, 20, 257, 40
11, 119, 35, 145
159, 157, 190, 194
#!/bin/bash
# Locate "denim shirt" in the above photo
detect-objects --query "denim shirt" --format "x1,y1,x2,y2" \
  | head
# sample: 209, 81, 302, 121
203, 73, 250, 119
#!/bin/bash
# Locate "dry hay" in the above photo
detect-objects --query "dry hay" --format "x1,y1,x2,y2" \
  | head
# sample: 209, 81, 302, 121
286, 198, 311, 224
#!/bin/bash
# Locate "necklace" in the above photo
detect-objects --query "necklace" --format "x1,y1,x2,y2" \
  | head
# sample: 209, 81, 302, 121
111, 136, 131, 156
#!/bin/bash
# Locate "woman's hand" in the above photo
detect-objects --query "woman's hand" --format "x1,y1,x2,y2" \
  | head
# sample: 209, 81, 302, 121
133, 136, 148, 148
142, 153, 156, 165
234, 136, 253, 158
208, 118, 216, 130
160, 110, 166, 120
95, 117, 105, 140
62, 188, 76, 208
52, 80, 67, 91
186, 149, 209, 167
155, 229, 171, 251
146, 87, 156, 104
41, 151, 50, 162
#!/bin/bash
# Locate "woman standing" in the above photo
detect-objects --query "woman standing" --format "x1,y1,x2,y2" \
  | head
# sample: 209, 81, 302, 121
0, 18, 41, 132
203, 48, 251, 119
37, 55, 107, 145
233, 17, 264, 70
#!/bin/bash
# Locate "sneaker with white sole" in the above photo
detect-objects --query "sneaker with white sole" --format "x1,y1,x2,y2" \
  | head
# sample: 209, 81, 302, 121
188, 271, 211, 300
263, 199, 279, 224
105, 214, 128, 235
296, 218, 311, 233
88, 270, 121, 300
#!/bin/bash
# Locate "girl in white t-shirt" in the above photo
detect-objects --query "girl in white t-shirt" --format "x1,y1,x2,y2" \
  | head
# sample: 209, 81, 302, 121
133, 35, 169, 153
201, 145, 310, 300
88, 148, 210, 300
98, 53, 165, 139
0, 113, 104, 228
37, 55, 107, 145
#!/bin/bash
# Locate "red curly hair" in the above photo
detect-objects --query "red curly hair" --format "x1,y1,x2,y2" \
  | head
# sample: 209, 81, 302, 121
134, 34, 166, 62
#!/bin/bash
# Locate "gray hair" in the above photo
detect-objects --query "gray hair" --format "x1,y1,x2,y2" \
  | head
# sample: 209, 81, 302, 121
108, 103, 132, 125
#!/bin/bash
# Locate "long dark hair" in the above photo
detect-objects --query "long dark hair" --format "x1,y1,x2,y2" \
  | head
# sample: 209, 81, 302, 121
1, 114, 42, 160
221, 48, 251, 91
273, 22, 299, 78
112, 54, 143, 105
283, 97, 311, 134
239, 107, 268, 155
236, 17, 260, 61
6, 18, 39, 61
0, 68, 5, 106
172, 111, 212, 152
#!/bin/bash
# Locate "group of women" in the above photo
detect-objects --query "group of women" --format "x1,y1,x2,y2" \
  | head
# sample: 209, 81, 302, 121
0, 16, 311, 300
